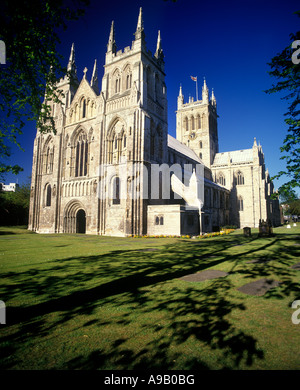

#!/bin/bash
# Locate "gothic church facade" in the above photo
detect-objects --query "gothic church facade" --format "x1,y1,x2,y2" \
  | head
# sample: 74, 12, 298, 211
28, 8, 281, 236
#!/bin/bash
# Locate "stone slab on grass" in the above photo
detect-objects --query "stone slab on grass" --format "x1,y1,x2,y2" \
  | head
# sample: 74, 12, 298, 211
179, 270, 228, 282
246, 258, 271, 264
291, 262, 300, 270
238, 278, 280, 296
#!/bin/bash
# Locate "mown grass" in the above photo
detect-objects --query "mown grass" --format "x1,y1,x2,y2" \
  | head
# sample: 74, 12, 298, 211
0, 225, 299, 369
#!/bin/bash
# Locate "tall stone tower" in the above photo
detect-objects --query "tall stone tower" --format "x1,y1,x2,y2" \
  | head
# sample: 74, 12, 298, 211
176, 78, 218, 168
99, 7, 168, 236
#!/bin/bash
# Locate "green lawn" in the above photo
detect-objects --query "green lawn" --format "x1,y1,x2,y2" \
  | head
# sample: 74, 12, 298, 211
0, 225, 300, 369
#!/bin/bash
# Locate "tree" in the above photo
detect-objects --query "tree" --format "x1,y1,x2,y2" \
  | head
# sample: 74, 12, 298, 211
0, 0, 89, 176
0, 182, 31, 225
265, 11, 300, 198
279, 187, 298, 204
289, 199, 300, 216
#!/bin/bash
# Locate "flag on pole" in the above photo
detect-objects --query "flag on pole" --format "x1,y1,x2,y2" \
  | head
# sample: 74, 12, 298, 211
191, 76, 198, 100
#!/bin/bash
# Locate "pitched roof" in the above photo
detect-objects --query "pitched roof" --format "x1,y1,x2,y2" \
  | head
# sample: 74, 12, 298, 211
212, 149, 253, 166
168, 135, 202, 163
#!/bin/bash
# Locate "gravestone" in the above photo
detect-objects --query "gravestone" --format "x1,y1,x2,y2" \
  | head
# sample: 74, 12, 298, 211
243, 227, 251, 237
258, 219, 273, 237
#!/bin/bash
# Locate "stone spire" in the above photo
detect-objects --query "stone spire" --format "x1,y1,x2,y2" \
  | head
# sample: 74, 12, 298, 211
154, 30, 164, 60
202, 77, 209, 104
177, 84, 184, 108
67, 43, 77, 78
90, 59, 99, 94
134, 7, 145, 42
211, 88, 216, 107
107, 20, 117, 54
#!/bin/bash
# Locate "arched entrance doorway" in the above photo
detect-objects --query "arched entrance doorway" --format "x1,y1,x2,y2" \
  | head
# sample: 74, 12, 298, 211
63, 200, 86, 234
76, 209, 86, 233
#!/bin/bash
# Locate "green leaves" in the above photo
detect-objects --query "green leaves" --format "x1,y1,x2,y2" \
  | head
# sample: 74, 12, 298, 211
0, 0, 89, 176
265, 13, 300, 196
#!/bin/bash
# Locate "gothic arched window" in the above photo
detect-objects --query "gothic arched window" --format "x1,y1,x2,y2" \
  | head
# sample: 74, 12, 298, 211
218, 172, 226, 186
197, 114, 201, 129
184, 117, 188, 132
126, 73, 132, 90
74, 131, 88, 177
82, 99, 86, 118
191, 116, 195, 131
235, 171, 244, 185
45, 184, 51, 207
43, 138, 54, 174
238, 196, 244, 211
112, 177, 120, 205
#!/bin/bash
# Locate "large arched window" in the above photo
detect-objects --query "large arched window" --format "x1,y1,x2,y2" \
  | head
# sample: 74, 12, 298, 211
74, 131, 88, 177
43, 138, 54, 174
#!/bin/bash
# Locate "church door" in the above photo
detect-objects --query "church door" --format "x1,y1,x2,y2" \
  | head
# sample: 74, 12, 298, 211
76, 209, 86, 234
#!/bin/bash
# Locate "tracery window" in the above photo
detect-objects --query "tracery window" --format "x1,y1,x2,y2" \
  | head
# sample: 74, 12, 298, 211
74, 131, 88, 177
217, 172, 226, 186
43, 139, 54, 174
235, 171, 245, 185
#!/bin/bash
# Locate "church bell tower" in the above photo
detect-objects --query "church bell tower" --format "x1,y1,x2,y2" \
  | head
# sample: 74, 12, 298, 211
176, 78, 218, 168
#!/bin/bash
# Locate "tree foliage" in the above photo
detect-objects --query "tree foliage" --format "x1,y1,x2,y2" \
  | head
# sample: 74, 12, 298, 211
0, 0, 89, 176
0, 182, 31, 225
265, 11, 300, 198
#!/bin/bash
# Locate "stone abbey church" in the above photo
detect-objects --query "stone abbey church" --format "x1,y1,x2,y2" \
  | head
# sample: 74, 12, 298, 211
29, 8, 281, 236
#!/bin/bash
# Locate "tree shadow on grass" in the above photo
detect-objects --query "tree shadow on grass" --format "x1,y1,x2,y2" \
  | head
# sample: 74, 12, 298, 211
0, 232, 298, 369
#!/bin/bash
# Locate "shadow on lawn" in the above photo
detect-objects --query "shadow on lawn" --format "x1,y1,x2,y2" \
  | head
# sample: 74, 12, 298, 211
1, 232, 299, 369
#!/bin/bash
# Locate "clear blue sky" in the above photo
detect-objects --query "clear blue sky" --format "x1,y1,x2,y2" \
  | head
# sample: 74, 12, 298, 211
3, 0, 299, 194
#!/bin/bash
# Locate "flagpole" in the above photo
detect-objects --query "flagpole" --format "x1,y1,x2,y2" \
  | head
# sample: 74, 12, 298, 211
196, 77, 198, 101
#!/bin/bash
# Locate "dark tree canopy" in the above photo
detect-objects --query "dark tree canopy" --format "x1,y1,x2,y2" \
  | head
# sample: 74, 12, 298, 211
265, 11, 300, 198
0, 0, 89, 176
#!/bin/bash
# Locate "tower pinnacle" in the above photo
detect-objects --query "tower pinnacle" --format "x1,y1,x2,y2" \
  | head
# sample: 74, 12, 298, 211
177, 84, 184, 108
107, 21, 117, 54
67, 43, 77, 77
211, 88, 216, 107
202, 77, 209, 104
90, 59, 99, 94
134, 7, 145, 42
154, 30, 164, 60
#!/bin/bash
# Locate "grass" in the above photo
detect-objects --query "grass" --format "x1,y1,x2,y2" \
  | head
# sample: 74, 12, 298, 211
0, 224, 300, 369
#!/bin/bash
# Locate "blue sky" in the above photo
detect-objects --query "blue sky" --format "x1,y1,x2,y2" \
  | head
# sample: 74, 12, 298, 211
3, 0, 299, 193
